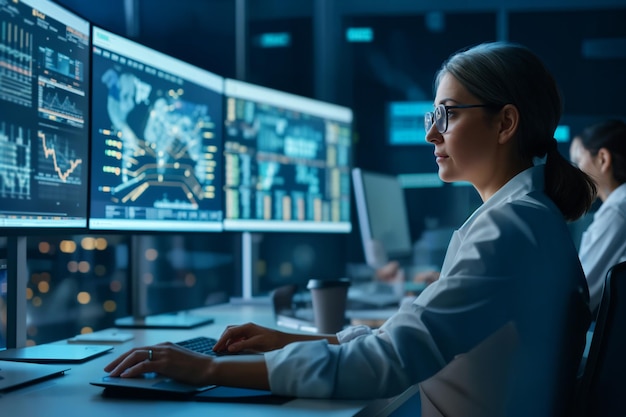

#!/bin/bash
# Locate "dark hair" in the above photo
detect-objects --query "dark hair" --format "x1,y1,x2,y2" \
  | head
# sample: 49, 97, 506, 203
576, 119, 626, 184
435, 41, 596, 221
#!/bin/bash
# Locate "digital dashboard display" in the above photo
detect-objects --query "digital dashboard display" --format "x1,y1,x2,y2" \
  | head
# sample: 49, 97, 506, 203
0, 0, 90, 230
89, 26, 224, 232
223, 79, 353, 233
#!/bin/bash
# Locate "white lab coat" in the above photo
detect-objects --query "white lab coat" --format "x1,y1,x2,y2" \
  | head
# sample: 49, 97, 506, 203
579, 183, 626, 314
265, 165, 589, 416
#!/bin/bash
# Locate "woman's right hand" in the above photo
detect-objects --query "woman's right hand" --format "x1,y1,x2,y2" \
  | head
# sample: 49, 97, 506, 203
375, 260, 403, 282
213, 322, 298, 354
413, 270, 440, 285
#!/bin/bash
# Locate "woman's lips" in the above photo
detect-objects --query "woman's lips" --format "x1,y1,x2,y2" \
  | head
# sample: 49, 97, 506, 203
435, 152, 448, 163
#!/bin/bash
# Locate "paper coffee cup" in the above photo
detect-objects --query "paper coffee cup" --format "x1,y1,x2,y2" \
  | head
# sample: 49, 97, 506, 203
306, 278, 351, 334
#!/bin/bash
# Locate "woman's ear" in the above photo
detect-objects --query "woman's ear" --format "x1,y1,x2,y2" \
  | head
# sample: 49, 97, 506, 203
497, 104, 519, 145
597, 147, 613, 174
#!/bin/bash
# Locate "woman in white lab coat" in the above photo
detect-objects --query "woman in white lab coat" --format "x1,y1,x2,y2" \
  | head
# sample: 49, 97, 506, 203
105, 42, 597, 417
570, 119, 626, 316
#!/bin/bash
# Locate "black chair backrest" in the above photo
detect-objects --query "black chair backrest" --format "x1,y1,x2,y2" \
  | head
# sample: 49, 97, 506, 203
270, 284, 297, 317
579, 260, 626, 417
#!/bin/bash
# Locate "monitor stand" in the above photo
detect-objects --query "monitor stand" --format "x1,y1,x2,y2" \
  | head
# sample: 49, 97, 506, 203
6, 236, 28, 348
115, 312, 214, 329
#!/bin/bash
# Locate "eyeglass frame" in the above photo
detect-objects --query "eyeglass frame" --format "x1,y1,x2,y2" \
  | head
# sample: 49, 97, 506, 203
424, 104, 492, 134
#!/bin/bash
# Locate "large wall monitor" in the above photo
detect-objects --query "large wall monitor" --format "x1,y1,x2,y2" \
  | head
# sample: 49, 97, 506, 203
89, 26, 224, 232
223, 78, 353, 233
0, 0, 90, 230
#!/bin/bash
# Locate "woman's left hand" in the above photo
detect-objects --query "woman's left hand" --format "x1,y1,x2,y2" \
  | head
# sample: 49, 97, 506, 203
104, 342, 214, 386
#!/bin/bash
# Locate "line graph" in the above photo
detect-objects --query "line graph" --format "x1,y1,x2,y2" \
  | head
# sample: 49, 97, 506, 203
37, 131, 83, 184
37, 79, 86, 127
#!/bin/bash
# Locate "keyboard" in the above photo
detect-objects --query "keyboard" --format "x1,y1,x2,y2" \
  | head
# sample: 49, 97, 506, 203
176, 335, 256, 356
176, 336, 220, 356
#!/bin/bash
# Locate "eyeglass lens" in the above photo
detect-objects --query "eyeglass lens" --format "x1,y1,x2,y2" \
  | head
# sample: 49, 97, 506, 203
424, 104, 447, 133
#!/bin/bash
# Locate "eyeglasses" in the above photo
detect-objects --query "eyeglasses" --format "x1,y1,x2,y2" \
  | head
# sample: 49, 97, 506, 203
424, 104, 491, 134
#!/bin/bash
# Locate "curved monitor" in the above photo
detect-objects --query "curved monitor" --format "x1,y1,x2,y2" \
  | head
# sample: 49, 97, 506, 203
0, 0, 90, 231
222, 79, 353, 233
89, 26, 224, 232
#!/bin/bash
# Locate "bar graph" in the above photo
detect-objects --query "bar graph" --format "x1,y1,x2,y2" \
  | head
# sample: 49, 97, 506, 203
0, 21, 34, 107
0, 121, 31, 199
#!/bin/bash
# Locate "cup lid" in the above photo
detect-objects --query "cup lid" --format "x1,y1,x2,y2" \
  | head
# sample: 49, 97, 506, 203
306, 277, 351, 289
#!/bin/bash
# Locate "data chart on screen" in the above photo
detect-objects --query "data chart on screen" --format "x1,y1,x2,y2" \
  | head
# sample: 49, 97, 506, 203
0, 0, 90, 230
223, 79, 353, 233
89, 27, 224, 232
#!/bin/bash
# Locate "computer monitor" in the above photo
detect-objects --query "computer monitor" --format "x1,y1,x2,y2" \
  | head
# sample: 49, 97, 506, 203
89, 26, 224, 233
387, 101, 434, 146
222, 78, 353, 233
352, 168, 412, 268
0, 0, 90, 231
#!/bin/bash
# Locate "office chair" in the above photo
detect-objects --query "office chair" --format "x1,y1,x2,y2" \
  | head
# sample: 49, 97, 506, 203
271, 284, 298, 317
577, 260, 626, 417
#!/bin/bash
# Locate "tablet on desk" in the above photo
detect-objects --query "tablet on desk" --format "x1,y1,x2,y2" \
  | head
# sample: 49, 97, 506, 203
91, 374, 291, 404
67, 330, 134, 344
0, 344, 114, 363
91, 373, 216, 397
0, 361, 70, 392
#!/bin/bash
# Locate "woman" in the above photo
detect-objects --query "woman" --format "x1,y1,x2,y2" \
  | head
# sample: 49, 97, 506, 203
105, 42, 596, 416
570, 119, 626, 315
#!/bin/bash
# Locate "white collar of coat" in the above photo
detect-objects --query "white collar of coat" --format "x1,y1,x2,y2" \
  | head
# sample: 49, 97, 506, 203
458, 165, 544, 232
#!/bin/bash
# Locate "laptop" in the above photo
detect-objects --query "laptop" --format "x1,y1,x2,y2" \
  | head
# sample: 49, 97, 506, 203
0, 344, 114, 363
90, 337, 225, 396
90, 335, 274, 400
0, 360, 69, 392
90, 336, 219, 396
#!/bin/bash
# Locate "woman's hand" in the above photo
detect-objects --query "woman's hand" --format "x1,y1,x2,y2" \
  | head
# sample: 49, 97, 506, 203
104, 342, 214, 386
414, 270, 440, 285
375, 260, 402, 282
213, 322, 297, 354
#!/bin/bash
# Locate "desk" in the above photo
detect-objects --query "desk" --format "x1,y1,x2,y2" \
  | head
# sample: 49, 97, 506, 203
1, 302, 418, 417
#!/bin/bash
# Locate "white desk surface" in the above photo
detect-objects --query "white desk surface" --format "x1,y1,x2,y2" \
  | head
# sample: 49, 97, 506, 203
0, 302, 418, 417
